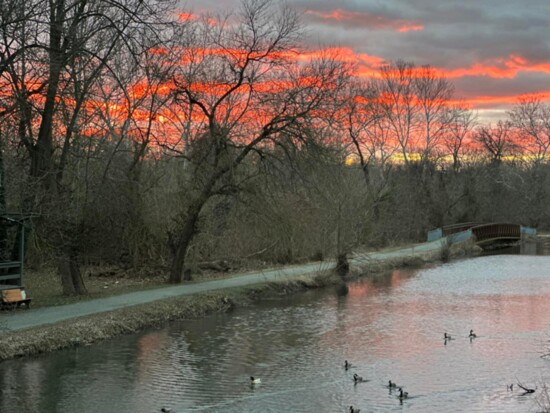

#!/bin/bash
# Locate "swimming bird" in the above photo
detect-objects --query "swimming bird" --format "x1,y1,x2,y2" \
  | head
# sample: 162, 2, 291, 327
398, 388, 409, 399
387, 380, 398, 388
250, 376, 261, 384
517, 383, 536, 394
160, 408, 171, 413
469, 329, 477, 338
344, 360, 352, 370
349, 406, 360, 413
353, 373, 366, 383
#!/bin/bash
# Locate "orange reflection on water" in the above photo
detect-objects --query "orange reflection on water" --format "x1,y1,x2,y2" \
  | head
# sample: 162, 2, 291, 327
135, 331, 172, 384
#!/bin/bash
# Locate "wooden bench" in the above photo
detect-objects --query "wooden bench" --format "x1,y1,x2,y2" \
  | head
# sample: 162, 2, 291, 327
1, 288, 31, 309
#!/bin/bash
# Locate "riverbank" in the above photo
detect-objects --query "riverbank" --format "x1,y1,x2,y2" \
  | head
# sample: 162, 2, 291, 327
0, 240, 479, 361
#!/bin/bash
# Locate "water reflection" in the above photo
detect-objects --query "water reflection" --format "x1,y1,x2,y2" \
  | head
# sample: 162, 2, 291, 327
1, 255, 550, 412
482, 238, 547, 256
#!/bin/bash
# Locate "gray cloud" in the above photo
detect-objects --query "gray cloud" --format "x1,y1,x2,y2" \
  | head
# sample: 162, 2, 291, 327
182, 0, 550, 110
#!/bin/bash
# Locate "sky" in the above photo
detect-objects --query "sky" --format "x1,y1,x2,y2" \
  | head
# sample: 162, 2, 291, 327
182, 0, 550, 124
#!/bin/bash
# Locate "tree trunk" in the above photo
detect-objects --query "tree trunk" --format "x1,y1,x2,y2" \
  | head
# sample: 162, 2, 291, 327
58, 254, 76, 295
169, 198, 205, 283
58, 248, 87, 295
169, 164, 227, 283
0, 138, 7, 258
70, 257, 87, 294
31, 1, 64, 180
336, 253, 349, 277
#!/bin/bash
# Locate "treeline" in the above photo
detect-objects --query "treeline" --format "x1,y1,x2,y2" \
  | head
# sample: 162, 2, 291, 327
0, 0, 548, 294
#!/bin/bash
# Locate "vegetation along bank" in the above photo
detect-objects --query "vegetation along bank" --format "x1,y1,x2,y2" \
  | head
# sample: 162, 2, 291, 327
0, 242, 478, 361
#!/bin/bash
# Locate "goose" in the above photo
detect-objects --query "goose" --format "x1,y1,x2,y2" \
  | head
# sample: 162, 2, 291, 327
250, 376, 261, 384
398, 388, 409, 399
518, 383, 536, 394
349, 406, 360, 413
387, 380, 398, 388
353, 373, 366, 383
469, 329, 477, 339
344, 360, 352, 370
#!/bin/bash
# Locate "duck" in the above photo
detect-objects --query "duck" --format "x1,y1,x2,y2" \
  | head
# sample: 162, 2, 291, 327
250, 376, 261, 384
387, 380, 398, 388
398, 388, 409, 399
469, 329, 477, 339
344, 360, 352, 370
353, 373, 366, 383
160, 408, 171, 413
349, 406, 360, 413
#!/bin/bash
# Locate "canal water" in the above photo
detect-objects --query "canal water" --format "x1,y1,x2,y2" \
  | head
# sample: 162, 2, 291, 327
1, 254, 550, 413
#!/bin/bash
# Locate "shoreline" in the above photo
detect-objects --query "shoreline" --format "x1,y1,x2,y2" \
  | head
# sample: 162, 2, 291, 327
0, 242, 478, 362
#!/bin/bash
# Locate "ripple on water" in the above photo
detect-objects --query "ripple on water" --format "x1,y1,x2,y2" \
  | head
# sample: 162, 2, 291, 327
2, 255, 550, 413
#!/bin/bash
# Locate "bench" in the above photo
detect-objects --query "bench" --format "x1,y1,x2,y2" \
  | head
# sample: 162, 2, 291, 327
1, 287, 31, 309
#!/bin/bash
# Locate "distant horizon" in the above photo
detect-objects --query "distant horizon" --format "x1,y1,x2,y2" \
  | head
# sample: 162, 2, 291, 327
182, 0, 550, 124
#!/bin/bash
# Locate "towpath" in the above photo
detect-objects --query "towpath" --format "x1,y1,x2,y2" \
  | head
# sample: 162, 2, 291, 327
0, 239, 445, 333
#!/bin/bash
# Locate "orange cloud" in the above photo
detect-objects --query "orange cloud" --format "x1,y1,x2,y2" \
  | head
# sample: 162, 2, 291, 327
451, 91, 550, 108
398, 24, 424, 32
177, 11, 217, 26
298, 47, 384, 66
177, 12, 195, 22
305, 8, 424, 32
440, 55, 550, 79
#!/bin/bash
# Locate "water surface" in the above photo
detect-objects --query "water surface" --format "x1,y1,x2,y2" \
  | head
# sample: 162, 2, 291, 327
1, 255, 550, 412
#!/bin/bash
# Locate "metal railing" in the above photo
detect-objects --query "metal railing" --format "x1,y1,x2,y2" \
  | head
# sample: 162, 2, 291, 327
471, 223, 521, 242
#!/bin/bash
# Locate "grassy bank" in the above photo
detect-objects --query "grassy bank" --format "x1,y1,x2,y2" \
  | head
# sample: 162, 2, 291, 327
0, 271, 343, 361
0, 241, 480, 361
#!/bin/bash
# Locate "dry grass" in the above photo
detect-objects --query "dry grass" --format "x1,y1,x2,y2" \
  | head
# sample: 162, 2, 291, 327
244, 270, 342, 298
22, 260, 288, 308
449, 238, 483, 257
22, 239, 480, 309
0, 292, 234, 360
23, 267, 167, 308
348, 254, 431, 279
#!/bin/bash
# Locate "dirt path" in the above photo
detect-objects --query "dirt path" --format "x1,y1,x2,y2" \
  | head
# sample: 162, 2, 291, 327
0, 240, 445, 333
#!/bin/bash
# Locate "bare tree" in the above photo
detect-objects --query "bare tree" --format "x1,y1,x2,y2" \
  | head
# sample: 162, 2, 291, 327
374, 60, 418, 166
373, 61, 457, 168
0, 0, 175, 294
414, 65, 454, 165
167, 0, 350, 283
473, 121, 517, 165
509, 96, 550, 164
443, 104, 477, 171
342, 80, 380, 184
341, 81, 395, 222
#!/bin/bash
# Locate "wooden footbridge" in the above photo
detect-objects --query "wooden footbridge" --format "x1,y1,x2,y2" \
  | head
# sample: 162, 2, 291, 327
428, 222, 536, 249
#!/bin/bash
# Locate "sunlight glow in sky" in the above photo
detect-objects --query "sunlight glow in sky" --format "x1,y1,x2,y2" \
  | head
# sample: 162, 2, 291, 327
183, 0, 550, 124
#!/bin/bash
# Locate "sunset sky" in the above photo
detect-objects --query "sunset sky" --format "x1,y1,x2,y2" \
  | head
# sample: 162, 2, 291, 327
184, 0, 550, 124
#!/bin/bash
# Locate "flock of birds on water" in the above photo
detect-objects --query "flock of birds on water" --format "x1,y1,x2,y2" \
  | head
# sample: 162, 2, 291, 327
160, 329, 538, 413
343, 358, 408, 413
342, 329, 536, 413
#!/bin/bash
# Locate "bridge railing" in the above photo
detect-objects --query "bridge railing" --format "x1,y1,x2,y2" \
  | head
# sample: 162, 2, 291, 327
428, 222, 535, 244
427, 222, 479, 242
442, 222, 480, 237
471, 223, 521, 242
